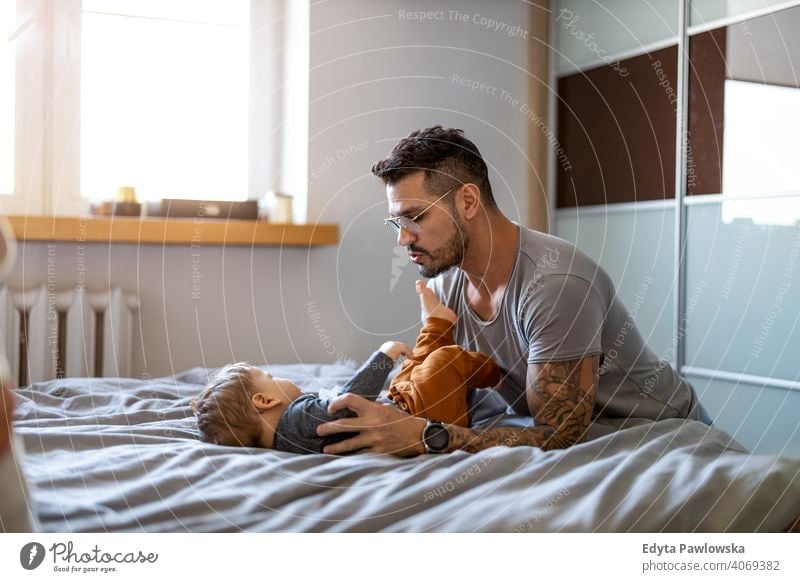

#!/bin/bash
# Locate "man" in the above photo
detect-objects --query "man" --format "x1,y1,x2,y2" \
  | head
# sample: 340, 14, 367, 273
318, 126, 706, 456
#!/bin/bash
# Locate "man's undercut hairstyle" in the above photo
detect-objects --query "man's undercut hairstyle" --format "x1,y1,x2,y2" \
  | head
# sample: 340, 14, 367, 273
194, 362, 263, 447
371, 126, 497, 209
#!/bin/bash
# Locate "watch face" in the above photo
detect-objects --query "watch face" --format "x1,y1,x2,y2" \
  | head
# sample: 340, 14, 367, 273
424, 422, 449, 452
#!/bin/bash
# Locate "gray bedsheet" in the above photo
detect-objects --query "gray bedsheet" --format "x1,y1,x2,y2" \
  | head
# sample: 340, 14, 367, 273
12, 363, 800, 532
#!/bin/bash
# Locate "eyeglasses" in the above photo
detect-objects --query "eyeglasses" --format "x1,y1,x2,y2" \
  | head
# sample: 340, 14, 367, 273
383, 185, 458, 235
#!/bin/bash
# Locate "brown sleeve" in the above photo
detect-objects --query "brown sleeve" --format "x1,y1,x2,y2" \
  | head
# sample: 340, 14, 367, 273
391, 317, 455, 385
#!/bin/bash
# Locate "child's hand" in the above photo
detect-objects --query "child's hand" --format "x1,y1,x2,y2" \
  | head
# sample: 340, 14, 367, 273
417, 280, 457, 323
379, 341, 412, 363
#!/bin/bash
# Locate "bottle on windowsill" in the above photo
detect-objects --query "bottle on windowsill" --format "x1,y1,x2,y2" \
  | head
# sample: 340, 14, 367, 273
112, 186, 142, 217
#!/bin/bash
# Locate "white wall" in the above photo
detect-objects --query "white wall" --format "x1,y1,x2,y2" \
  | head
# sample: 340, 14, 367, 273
5, 0, 533, 377
304, 0, 531, 370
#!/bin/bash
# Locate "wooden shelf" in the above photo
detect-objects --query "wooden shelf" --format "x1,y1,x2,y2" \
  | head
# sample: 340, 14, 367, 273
8, 216, 338, 247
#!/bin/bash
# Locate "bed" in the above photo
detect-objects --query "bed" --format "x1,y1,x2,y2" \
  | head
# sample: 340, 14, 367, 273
12, 361, 800, 532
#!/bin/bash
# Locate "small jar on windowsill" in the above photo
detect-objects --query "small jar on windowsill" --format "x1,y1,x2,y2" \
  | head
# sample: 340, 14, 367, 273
259, 192, 294, 223
113, 186, 142, 217
91, 186, 142, 217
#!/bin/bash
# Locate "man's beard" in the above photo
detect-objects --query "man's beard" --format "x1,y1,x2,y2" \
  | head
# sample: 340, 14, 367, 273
413, 219, 469, 278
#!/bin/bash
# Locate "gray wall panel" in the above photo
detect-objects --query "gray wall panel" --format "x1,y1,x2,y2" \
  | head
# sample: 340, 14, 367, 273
687, 373, 800, 458
555, 205, 676, 357
685, 201, 800, 382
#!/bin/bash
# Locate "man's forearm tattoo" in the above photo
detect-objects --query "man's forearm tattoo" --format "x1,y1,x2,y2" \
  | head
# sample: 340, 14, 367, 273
447, 424, 552, 453
447, 356, 599, 453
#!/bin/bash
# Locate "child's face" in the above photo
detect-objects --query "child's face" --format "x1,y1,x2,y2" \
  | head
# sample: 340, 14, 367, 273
249, 368, 303, 403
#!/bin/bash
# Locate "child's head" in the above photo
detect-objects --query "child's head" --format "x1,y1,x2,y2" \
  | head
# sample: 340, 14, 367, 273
191, 363, 302, 448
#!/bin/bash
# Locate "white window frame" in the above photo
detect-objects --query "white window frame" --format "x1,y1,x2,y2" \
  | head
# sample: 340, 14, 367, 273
2, 0, 47, 215
3, 0, 309, 219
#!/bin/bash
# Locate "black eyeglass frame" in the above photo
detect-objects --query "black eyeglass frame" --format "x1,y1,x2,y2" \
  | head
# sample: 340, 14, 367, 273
383, 185, 459, 235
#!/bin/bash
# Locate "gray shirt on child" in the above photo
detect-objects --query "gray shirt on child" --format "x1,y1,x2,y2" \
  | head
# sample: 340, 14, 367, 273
272, 351, 394, 454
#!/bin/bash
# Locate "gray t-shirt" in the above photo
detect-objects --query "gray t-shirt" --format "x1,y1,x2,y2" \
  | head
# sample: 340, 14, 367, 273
429, 225, 702, 423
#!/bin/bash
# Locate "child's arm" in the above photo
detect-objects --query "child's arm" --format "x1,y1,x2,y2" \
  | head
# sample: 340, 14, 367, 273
337, 342, 411, 399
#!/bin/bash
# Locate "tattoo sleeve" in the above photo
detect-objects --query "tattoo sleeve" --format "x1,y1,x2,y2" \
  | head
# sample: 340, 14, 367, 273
446, 355, 599, 453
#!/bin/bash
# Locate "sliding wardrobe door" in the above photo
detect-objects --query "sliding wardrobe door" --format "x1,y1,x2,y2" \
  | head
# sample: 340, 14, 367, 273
552, 1, 800, 456
683, 3, 800, 456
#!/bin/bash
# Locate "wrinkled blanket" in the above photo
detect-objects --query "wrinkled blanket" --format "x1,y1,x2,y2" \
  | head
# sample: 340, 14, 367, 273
12, 363, 800, 532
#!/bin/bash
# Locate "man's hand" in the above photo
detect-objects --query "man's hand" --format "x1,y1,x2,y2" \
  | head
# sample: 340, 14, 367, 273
318, 355, 599, 456
317, 393, 427, 456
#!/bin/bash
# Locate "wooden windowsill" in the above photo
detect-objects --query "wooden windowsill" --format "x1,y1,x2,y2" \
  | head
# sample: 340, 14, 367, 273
7, 215, 338, 247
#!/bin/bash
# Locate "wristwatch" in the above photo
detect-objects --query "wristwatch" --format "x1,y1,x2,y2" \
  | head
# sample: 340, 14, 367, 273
422, 420, 450, 454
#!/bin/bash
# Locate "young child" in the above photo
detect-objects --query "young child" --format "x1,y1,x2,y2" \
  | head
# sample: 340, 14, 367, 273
191, 281, 502, 454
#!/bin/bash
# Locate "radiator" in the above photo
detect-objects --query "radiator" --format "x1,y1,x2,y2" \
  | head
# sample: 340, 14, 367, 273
0, 285, 139, 387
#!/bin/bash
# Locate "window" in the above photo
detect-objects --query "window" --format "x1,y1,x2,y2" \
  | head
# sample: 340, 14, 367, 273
0, 0, 15, 196
2, 0, 309, 217
722, 80, 800, 195
687, 4, 800, 225
80, 0, 250, 202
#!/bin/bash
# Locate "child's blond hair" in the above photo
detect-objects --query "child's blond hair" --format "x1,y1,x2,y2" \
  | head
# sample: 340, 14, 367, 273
192, 363, 263, 447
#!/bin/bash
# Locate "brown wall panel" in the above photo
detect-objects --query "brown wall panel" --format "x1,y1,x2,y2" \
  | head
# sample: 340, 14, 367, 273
557, 46, 678, 208
687, 28, 727, 195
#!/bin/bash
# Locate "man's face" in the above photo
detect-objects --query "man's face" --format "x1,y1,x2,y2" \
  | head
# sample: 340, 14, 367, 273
386, 172, 468, 278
